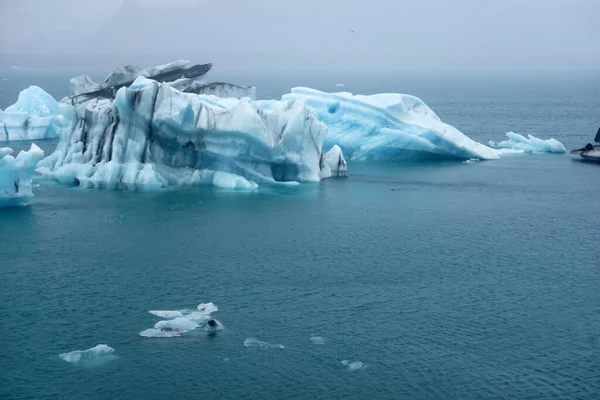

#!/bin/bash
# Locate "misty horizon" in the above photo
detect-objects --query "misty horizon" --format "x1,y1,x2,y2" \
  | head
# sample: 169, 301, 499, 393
1, 0, 599, 71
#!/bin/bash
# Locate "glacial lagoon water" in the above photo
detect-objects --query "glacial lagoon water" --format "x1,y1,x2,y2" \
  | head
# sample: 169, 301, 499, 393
1, 69, 599, 399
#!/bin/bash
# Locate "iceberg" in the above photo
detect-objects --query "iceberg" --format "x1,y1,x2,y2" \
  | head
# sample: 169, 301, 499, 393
489, 132, 566, 154
0, 86, 64, 141
59, 344, 116, 365
0, 144, 44, 206
38, 76, 339, 190
281, 87, 500, 161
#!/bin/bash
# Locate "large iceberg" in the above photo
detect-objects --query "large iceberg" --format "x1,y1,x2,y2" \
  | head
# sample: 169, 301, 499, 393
37, 76, 338, 190
0, 144, 44, 206
0, 86, 63, 141
281, 87, 501, 161
489, 132, 566, 154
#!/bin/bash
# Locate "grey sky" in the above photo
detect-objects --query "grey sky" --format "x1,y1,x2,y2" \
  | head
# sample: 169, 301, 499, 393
0, 0, 598, 70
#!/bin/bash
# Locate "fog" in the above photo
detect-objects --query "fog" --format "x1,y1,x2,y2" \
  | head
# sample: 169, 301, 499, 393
0, 0, 598, 71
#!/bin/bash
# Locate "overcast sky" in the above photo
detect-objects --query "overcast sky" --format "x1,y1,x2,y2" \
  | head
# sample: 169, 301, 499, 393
0, 0, 598, 70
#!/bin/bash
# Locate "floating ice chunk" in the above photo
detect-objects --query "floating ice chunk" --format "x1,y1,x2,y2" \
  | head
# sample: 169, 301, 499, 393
59, 344, 116, 365
320, 145, 347, 179
140, 302, 219, 338
310, 336, 325, 345
0, 86, 63, 141
335, 83, 345, 87
341, 360, 365, 372
282, 87, 500, 161
244, 338, 285, 349
489, 132, 567, 154
463, 158, 480, 164
0, 143, 44, 207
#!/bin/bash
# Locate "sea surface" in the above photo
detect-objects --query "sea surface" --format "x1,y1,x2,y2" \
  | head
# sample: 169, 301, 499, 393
1, 69, 599, 399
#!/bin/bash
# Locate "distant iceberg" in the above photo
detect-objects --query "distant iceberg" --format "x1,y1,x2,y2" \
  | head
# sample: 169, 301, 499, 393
0, 144, 44, 206
0, 86, 64, 141
489, 132, 566, 154
281, 87, 501, 161
38, 76, 342, 190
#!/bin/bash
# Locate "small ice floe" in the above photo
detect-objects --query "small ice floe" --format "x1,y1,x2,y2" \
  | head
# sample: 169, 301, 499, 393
341, 360, 365, 372
335, 83, 345, 87
244, 338, 285, 349
140, 302, 220, 338
463, 158, 480, 164
59, 344, 117, 366
310, 336, 325, 345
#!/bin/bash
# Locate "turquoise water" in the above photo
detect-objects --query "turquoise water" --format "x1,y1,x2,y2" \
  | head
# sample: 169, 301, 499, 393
1, 70, 600, 399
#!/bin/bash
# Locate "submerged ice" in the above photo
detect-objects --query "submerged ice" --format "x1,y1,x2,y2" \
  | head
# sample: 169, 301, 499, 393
0, 144, 44, 206
341, 360, 365, 372
0, 86, 64, 141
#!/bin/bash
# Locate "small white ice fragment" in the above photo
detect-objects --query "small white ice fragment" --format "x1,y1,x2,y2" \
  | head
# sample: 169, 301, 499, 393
463, 158, 480, 164
244, 337, 284, 349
